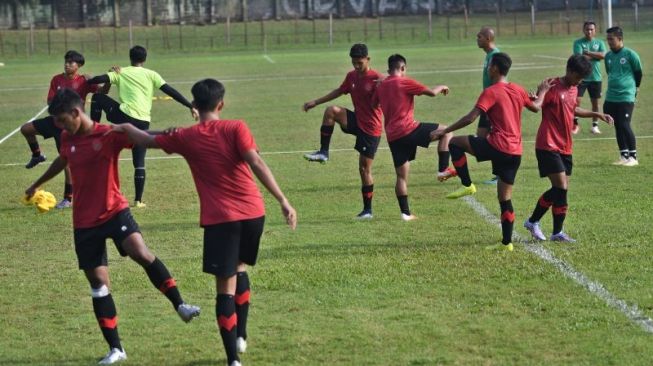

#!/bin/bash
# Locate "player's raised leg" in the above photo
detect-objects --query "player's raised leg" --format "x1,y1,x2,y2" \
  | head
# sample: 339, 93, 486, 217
304, 105, 348, 163
21, 119, 48, 168
446, 136, 477, 199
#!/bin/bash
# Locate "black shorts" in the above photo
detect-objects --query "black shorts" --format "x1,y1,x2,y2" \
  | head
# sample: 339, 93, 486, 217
32, 116, 63, 151
73, 208, 140, 270
468, 135, 521, 185
536, 149, 573, 177
340, 109, 381, 159
477, 111, 491, 129
603, 101, 634, 126
388, 123, 439, 167
94, 94, 150, 130
577, 81, 602, 99
203, 216, 265, 277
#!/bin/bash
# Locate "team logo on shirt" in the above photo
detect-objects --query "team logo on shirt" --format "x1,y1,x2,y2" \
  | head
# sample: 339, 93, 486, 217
620, 58, 627, 64
365, 82, 373, 92
71, 146, 76, 153
593, 44, 599, 50
92, 140, 103, 151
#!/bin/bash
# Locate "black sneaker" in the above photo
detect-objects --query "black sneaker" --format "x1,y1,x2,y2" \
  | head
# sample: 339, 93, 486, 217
25, 154, 46, 169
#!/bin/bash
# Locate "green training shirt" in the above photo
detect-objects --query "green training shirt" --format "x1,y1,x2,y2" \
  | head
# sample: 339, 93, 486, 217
572, 37, 606, 82
483, 47, 500, 89
108, 66, 166, 122
605, 47, 642, 103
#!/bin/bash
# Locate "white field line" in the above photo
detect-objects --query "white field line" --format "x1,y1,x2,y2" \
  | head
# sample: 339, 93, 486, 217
0, 105, 48, 145
2, 135, 653, 167
532, 54, 568, 61
263, 55, 276, 64
461, 195, 653, 334
0, 64, 556, 93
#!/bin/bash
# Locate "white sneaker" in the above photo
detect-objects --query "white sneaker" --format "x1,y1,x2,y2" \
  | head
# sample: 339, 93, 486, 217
177, 303, 200, 323
236, 337, 247, 353
523, 219, 546, 241
612, 157, 629, 165
590, 125, 601, 134
303, 150, 329, 163
401, 213, 417, 221
550, 231, 577, 243
354, 210, 373, 220
229, 361, 242, 366
623, 158, 639, 167
55, 198, 72, 209
98, 348, 127, 365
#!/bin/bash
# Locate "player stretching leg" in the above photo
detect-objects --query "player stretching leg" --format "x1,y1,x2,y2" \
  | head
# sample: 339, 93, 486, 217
25, 89, 200, 365
434, 53, 551, 251
302, 44, 383, 219
374, 54, 454, 221
20, 50, 109, 208
524, 55, 613, 243
111, 79, 297, 366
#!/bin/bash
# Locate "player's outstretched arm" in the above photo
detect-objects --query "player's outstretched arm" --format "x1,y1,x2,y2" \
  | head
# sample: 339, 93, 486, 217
110, 123, 160, 148
575, 107, 614, 125
242, 149, 297, 230
86, 74, 110, 85
303, 88, 343, 112
159, 84, 195, 117
527, 78, 554, 112
25, 156, 68, 198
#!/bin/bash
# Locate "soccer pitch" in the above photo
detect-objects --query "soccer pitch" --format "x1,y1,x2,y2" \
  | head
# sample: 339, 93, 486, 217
1, 33, 652, 365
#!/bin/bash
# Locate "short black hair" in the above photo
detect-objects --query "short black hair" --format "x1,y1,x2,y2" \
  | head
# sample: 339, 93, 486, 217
64, 50, 85, 66
191, 79, 226, 113
583, 21, 596, 29
48, 88, 83, 116
129, 45, 147, 63
566, 54, 592, 78
489, 52, 512, 76
388, 54, 406, 71
349, 43, 368, 58
606, 26, 623, 39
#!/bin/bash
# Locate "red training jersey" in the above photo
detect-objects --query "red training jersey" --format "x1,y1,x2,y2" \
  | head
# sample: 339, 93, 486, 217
48, 73, 98, 105
59, 123, 131, 229
374, 75, 430, 142
155, 120, 265, 226
475, 82, 534, 155
535, 78, 578, 155
338, 69, 384, 137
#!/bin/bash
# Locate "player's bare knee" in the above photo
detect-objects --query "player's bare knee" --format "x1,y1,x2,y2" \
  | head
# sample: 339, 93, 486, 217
20, 122, 34, 136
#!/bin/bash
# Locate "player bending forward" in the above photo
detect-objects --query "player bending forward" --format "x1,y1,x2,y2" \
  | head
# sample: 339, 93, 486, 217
112, 79, 297, 366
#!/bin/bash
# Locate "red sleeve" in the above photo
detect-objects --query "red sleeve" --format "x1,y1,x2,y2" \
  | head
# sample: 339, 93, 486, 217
235, 122, 258, 159
155, 131, 185, 155
338, 73, 351, 94
47, 76, 58, 103
111, 131, 133, 153
475, 88, 495, 112
86, 80, 99, 94
403, 78, 430, 96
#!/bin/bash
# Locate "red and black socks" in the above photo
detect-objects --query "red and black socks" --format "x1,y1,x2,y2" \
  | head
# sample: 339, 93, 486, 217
529, 188, 554, 223
28, 142, 41, 157
217, 294, 239, 364
450, 144, 472, 186
437, 151, 450, 173
235, 272, 251, 340
91, 285, 122, 351
361, 185, 374, 212
319, 125, 334, 153
145, 257, 183, 310
500, 200, 515, 245
551, 187, 568, 234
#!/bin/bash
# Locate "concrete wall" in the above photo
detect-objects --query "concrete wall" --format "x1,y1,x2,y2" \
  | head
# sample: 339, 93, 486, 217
0, 0, 646, 29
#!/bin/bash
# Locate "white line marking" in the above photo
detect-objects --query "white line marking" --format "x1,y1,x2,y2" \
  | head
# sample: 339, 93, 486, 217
461, 195, 653, 333
532, 54, 568, 61
0, 64, 556, 93
2, 135, 653, 168
263, 55, 276, 64
0, 105, 48, 145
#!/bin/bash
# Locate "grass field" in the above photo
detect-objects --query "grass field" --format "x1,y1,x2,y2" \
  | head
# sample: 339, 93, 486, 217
0, 31, 652, 365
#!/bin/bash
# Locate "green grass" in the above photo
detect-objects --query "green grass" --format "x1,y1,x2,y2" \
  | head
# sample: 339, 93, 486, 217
0, 32, 652, 365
